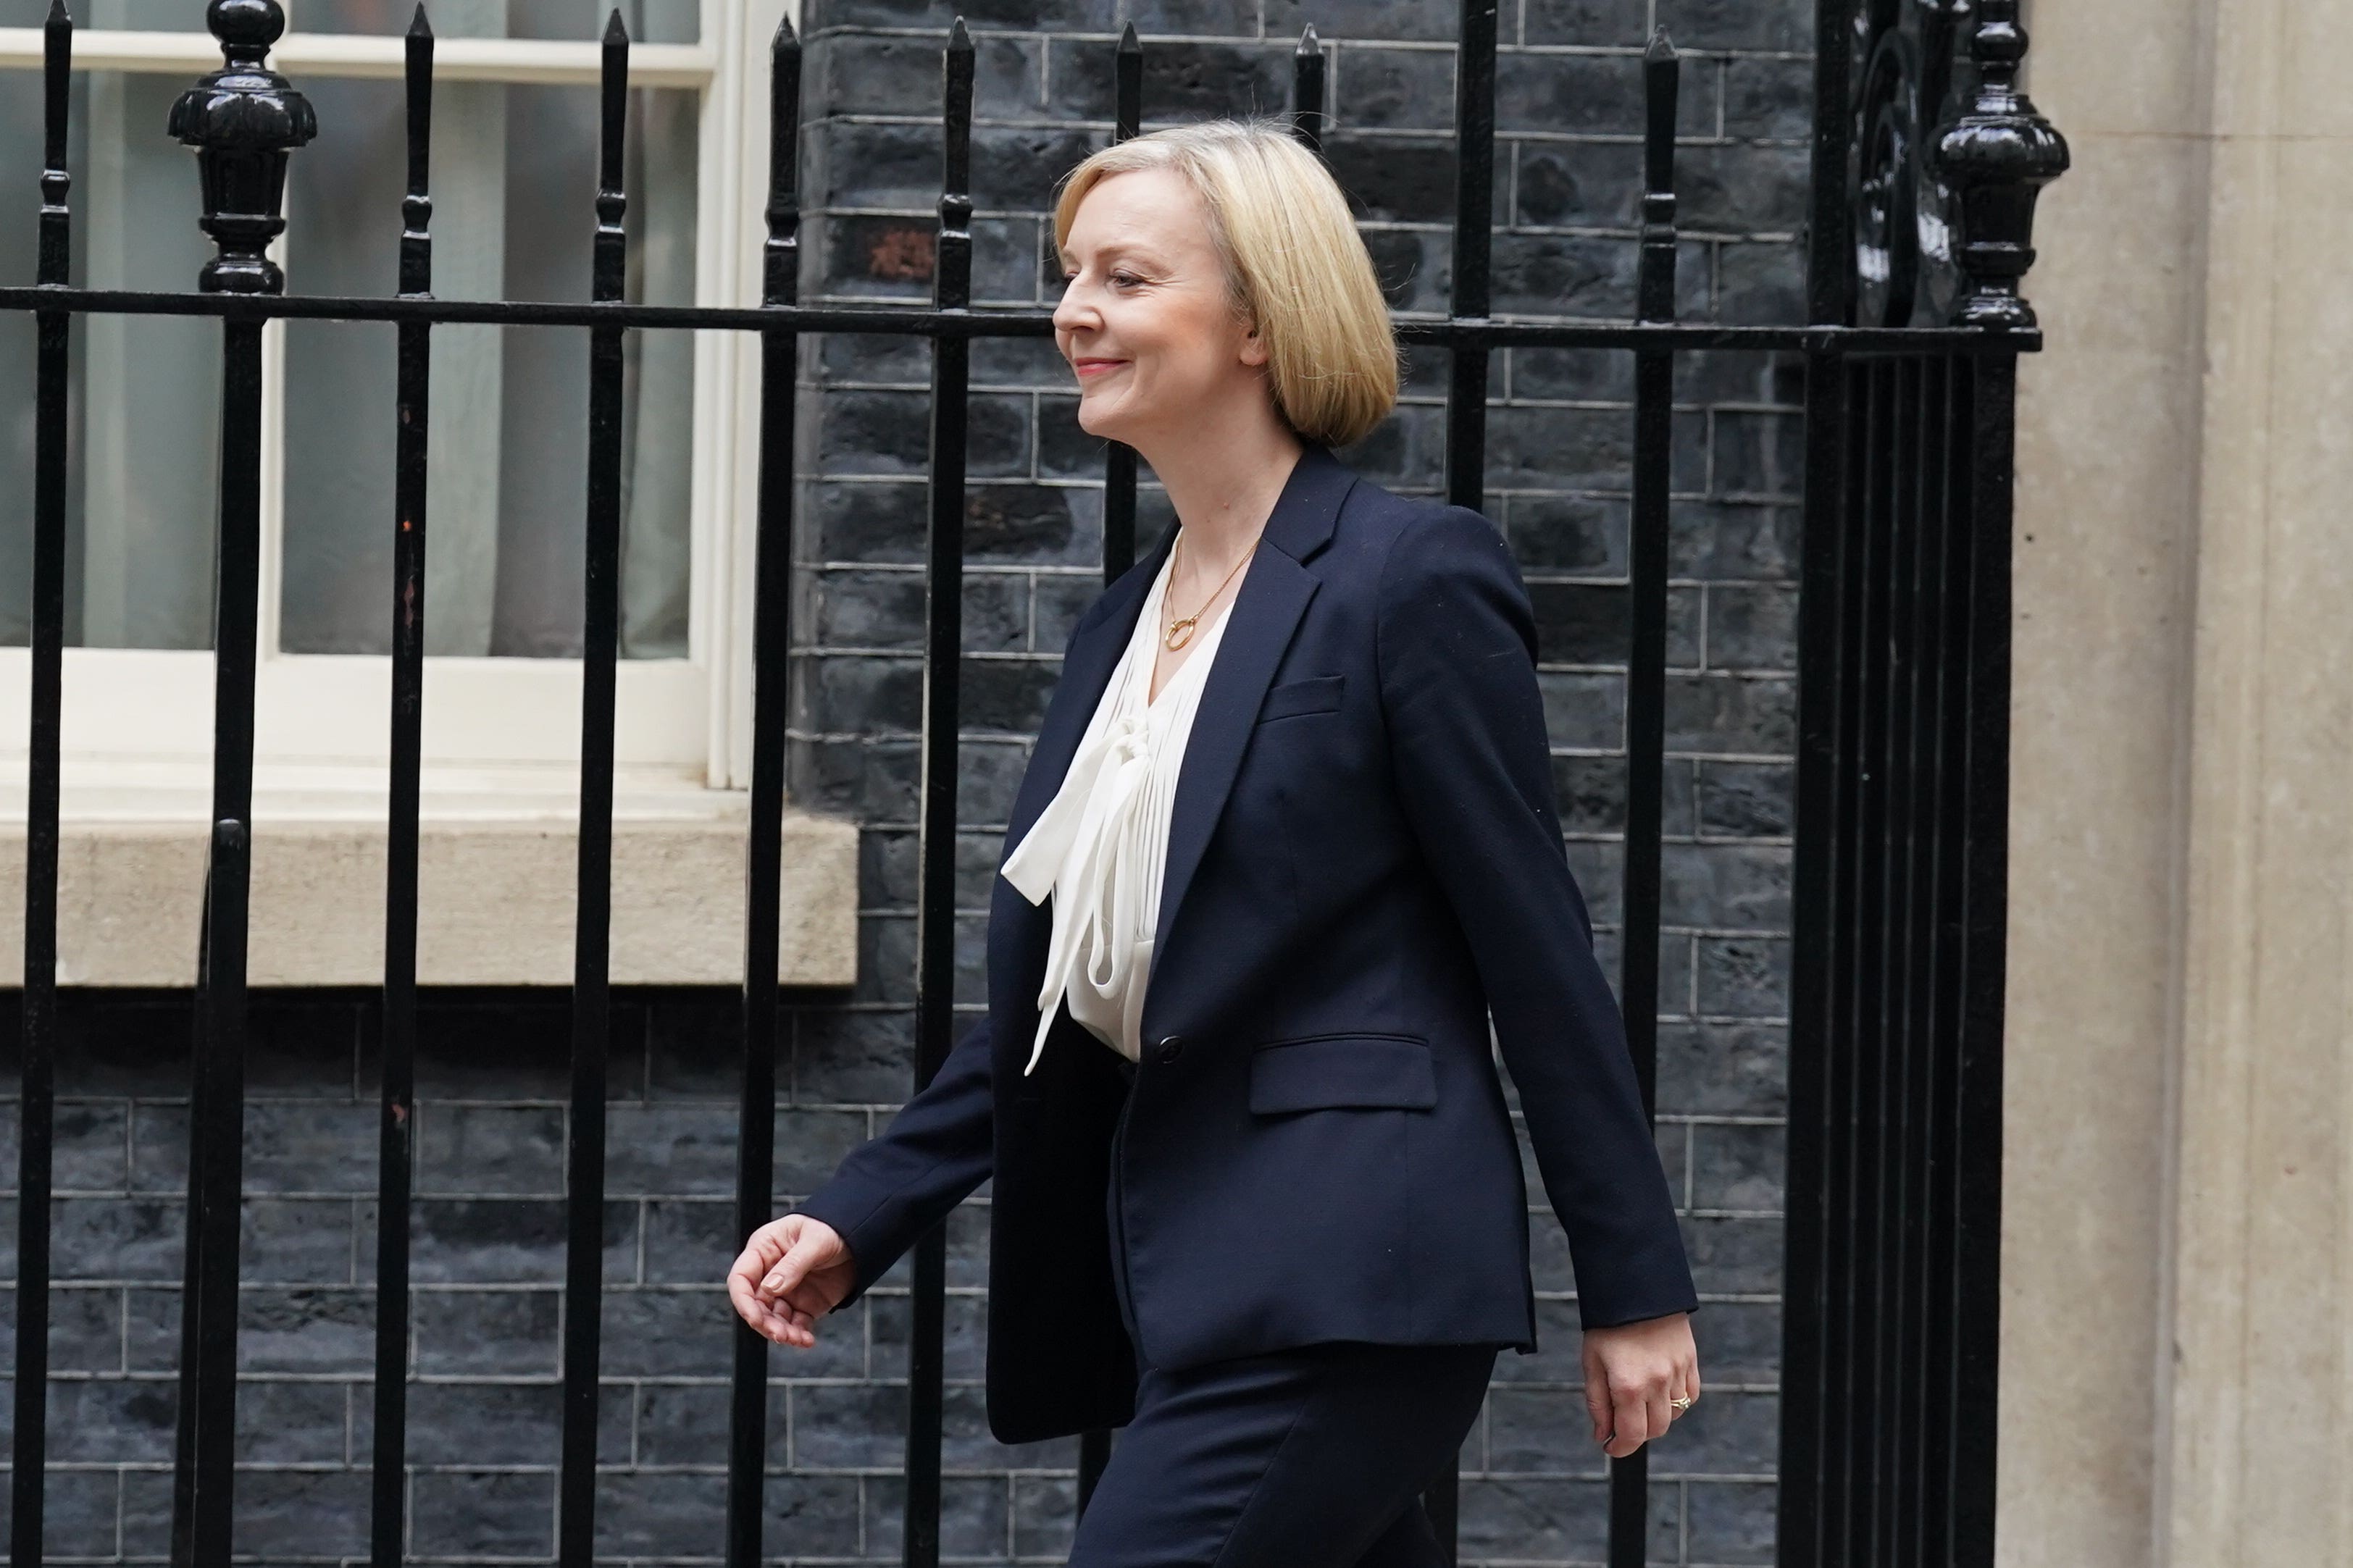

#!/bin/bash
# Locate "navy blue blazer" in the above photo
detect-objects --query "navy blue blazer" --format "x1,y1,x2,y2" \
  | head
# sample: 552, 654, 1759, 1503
787, 442, 1699, 1443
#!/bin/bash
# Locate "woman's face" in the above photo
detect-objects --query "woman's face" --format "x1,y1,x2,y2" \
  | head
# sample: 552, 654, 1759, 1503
1052, 167, 1269, 448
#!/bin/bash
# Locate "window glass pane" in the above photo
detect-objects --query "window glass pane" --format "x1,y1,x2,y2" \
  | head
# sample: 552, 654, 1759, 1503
287, 0, 701, 46
0, 67, 222, 653
0, 0, 698, 36
0, 1, 209, 28
277, 80, 698, 659
0, 66, 49, 647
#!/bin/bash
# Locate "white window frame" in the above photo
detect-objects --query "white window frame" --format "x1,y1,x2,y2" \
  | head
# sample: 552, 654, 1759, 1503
0, 0, 796, 795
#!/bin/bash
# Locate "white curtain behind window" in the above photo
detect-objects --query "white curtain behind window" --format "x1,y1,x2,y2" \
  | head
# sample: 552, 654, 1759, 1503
280, 70, 698, 659
0, 1, 698, 659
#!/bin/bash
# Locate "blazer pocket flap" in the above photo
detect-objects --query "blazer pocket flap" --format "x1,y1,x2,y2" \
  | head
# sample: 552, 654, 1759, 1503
1249, 1034, 1437, 1113
1257, 673, 1345, 721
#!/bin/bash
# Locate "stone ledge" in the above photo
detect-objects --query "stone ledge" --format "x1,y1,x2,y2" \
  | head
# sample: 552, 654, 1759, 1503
0, 791, 860, 989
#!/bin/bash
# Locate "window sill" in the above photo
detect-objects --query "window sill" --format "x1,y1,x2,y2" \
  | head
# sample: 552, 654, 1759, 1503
0, 765, 858, 989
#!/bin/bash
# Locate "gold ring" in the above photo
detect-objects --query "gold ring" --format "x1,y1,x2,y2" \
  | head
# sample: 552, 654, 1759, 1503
1670, 1394, 1695, 1412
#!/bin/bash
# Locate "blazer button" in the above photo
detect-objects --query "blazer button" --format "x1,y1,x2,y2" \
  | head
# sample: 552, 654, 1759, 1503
1155, 1036, 1184, 1064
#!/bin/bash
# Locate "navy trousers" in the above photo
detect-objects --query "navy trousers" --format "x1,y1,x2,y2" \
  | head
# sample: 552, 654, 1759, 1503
1070, 1338, 1499, 1567
1078, 1056, 1503, 1567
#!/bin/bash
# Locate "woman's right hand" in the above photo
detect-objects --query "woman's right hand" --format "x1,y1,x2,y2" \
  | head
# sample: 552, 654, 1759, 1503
727, 1213, 856, 1349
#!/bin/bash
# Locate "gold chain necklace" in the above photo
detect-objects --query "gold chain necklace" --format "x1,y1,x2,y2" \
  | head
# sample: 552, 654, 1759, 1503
1163, 529, 1258, 650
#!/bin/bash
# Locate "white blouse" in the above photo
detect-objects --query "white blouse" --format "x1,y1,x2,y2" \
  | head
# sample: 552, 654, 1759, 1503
998, 538, 1241, 1076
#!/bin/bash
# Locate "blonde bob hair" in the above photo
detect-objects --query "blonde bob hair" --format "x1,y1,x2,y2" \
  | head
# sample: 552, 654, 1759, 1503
1052, 118, 1399, 450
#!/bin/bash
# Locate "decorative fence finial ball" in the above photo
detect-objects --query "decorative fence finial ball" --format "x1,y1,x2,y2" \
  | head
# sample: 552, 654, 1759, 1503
170, 0, 314, 294
209, 0, 286, 54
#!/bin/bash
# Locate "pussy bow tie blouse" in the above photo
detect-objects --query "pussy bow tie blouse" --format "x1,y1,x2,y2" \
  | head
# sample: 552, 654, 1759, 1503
998, 537, 1240, 1076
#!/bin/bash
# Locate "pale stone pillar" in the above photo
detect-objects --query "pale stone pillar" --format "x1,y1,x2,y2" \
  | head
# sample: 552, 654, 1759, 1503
2164, 0, 2353, 1557
2001, 0, 2209, 1559
2007, 0, 2353, 1560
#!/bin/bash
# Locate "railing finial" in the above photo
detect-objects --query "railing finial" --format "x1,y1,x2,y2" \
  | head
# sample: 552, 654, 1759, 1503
1637, 25, 1679, 324
167, 0, 316, 295
1290, 22, 1325, 154
764, 4, 802, 308
1931, 0, 2069, 328
39, 0, 70, 289
1114, 20, 1142, 144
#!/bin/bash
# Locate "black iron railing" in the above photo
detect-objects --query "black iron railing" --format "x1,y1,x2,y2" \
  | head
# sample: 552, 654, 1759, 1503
4, 0, 2065, 1564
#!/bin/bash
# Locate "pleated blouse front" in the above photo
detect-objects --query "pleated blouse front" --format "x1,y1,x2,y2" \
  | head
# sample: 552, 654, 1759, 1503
999, 538, 1240, 1076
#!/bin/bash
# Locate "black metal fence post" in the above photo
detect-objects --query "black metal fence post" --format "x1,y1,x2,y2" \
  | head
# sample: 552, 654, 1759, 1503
1936, 79, 2064, 1509
557, 16, 632, 1568
1780, 0, 1858, 1546
726, 17, 803, 1568
1889, 349, 1953, 1565
11, 8, 72, 1565
902, 23, 977, 1568
1606, 31, 1681, 1568
162, 7, 315, 1563
369, 11, 433, 1567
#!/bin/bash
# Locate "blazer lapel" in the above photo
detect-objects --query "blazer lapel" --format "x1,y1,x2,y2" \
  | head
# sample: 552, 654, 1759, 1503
1148, 444, 1358, 981
1000, 523, 1176, 863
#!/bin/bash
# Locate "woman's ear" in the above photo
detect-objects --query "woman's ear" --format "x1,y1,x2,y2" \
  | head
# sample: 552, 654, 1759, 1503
1238, 319, 1271, 368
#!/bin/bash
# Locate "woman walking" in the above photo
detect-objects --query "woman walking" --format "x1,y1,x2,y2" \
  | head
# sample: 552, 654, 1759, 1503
729, 118, 1701, 1567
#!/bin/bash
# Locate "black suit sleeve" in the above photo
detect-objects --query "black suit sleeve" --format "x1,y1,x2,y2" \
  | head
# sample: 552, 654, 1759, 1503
1374, 504, 1700, 1330
785, 1013, 996, 1311
782, 605, 1106, 1311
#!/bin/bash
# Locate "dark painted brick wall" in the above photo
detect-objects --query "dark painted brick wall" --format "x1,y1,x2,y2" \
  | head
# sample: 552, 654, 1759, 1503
0, 0, 1806, 1561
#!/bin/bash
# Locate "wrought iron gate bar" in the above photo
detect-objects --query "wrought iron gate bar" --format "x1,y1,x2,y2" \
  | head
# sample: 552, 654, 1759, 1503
156, 3, 319, 1559
901, 22, 977, 1568
369, 13, 432, 1568
1607, 30, 1681, 1564
1952, 351, 2015, 1563
9, 9, 70, 1568
1901, 355, 1957, 1564
553, 17, 632, 1568
724, 17, 803, 1568
1876, 356, 1924, 1558
1923, 354, 1973, 1557
4, 2, 2065, 1565
1884, 356, 1928, 1563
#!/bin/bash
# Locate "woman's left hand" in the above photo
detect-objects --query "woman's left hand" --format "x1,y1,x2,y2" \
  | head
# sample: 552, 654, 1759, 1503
1581, 1310, 1700, 1458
